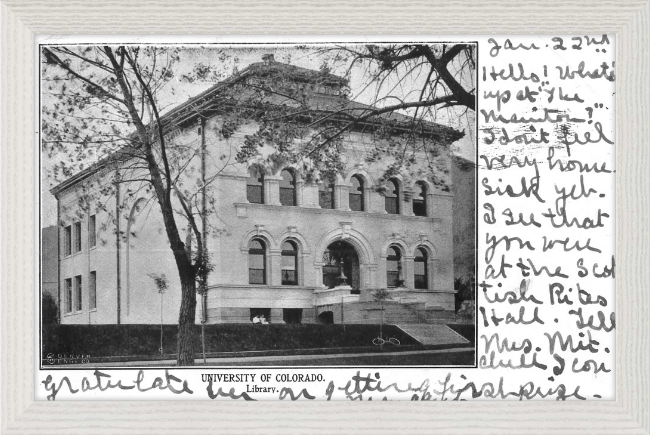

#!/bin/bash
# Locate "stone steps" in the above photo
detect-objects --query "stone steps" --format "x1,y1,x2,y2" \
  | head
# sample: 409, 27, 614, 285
341, 301, 424, 324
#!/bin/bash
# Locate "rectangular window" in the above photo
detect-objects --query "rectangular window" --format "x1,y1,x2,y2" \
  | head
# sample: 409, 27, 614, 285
283, 308, 303, 324
74, 275, 82, 311
64, 278, 72, 313
89, 271, 97, 309
73, 222, 82, 253
89, 215, 96, 248
250, 308, 271, 323
64, 226, 72, 256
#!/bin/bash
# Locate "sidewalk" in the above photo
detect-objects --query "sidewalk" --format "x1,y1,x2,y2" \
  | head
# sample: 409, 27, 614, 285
52, 347, 475, 368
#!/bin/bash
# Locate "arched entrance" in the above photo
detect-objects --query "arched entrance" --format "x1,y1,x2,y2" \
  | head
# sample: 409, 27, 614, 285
322, 240, 360, 290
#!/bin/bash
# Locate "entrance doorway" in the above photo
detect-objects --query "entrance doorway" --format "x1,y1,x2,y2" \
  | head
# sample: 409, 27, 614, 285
322, 240, 360, 290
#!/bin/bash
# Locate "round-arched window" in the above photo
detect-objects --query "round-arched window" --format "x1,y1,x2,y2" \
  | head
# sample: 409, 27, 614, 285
414, 247, 428, 289
413, 182, 427, 217
385, 179, 400, 214
248, 238, 266, 284
387, 245, 402, 287
280, 169, 296, 206
349, 175, 365, 212
246, 166, 264, 204
281, 240, 298, 285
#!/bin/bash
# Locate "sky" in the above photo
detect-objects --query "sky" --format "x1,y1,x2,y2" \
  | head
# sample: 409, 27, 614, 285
41, 44, 476, 227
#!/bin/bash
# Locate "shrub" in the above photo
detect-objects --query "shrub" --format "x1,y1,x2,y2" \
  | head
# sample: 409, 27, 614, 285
42, 292, 59, 325
454, 276, 475, 311
41, 323, 419, 358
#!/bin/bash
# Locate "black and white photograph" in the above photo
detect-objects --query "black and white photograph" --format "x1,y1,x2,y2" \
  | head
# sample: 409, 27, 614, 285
3, 0, 644, 430
40, 42, 477, 368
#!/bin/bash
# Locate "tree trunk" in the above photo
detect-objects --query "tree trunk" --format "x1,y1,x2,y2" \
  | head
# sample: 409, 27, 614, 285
177, 271, 197, 366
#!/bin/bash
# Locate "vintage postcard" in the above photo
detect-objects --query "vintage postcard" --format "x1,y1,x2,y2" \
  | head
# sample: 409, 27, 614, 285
37, 36, 614, 401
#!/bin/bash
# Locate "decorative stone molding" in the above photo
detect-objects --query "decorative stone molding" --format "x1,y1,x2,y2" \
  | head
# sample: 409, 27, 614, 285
403, 186, 415, 202
240, 225, 277, 252
235, 203, 248, 218
339, 221, 353, 240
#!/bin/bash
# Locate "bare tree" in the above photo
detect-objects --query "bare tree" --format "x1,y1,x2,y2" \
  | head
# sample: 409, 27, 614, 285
235, 43, 474, 189
42, 46, 231, 366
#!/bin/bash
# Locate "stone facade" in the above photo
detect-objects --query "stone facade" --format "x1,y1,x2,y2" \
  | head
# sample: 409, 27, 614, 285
52, 57, 468, 325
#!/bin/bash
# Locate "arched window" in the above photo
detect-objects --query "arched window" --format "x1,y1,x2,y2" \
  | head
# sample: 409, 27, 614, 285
279, 169, 296, 206
414, 247, 428, 289
281, 240, 298, 285
248, 239, 266, 284
246, 167, 264, 204
413, 182, 427, 217
349, 175, 364, 212
385, 178, 400, 214
319, 179, 335, 209
386, 245, 402, 288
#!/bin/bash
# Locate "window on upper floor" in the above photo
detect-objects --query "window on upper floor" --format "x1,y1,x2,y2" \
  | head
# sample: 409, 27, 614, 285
281, 241, 298, 285
349, 175, 365, 212
73, 222, 82, 253
74, 275, 82, 312
89, 215, 96, 248
246, 166, 264, 204
248, 238, 267, 285
414, 247, 429, 289
89, 271, 97, 310
385, 179, 400, 215
279, 169, 296, 206
319, 179, 335, 209
64, 225, 72, 257
413, 182, 427, 217
64, 278, 72, 313
386, 245, 403, 288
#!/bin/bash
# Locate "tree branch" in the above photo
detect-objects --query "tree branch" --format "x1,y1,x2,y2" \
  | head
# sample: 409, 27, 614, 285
42, 48, 126, 105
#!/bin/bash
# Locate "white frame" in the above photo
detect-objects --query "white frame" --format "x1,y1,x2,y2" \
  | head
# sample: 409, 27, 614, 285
1, 1, 649, 433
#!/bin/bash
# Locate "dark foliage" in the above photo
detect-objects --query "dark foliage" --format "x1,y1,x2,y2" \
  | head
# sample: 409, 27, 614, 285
42, 292, 59, 325
454, 276, 475, 311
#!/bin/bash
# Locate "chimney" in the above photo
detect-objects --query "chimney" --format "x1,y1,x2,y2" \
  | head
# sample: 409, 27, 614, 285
262, 53, 275, 64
